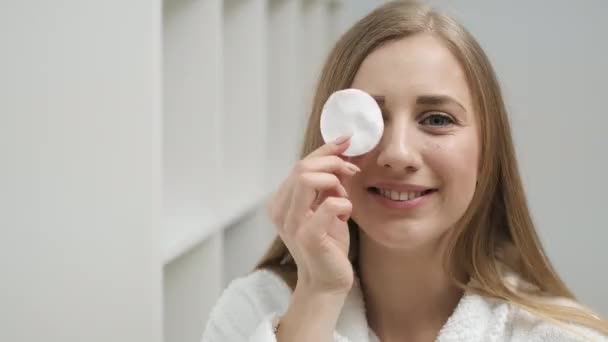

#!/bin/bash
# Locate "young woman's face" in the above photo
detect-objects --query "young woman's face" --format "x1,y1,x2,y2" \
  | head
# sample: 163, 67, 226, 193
344, 34, 480, 250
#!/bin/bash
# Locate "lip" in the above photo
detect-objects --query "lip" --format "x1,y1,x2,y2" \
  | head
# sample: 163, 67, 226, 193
369, 188, 436, 210
367, 182, 438, 210
368, 182, 435, 192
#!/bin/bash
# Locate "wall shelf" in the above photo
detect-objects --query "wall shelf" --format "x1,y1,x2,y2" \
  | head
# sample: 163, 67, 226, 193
162, 187, 272, 264
162, 0, 223, 263
161, 1, 345, 341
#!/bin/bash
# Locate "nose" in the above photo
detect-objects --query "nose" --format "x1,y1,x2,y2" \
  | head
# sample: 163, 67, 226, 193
376, 119, 422, 173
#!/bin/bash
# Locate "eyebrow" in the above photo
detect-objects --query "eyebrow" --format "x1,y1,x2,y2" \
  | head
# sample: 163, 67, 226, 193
371, 95, 385, 106
371, 94, 466, 112
416, 95, 466, 112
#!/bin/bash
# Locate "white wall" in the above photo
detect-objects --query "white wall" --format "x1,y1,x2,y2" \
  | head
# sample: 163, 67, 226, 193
430, 0, 608, 315
341, 0, 385, 30
162, 1, 347, 342
1, 1, 347, 341
0, 1, 163, 342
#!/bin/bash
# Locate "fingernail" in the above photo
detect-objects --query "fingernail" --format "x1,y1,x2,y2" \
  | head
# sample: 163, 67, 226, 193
346, 162, 361, 173
332, 135, 351, 145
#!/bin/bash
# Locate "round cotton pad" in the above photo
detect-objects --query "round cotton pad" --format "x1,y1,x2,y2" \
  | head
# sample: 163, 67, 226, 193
320, 88, 384, 157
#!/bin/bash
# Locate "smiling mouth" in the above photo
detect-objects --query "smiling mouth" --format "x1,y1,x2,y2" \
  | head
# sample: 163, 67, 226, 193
367, 187, 438, 202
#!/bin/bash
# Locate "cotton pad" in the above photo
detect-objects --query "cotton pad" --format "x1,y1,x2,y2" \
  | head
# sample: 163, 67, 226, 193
320, 88, 384, 157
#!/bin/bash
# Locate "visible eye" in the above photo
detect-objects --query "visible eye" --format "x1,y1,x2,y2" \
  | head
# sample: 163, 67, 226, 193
420, 112, 455, 127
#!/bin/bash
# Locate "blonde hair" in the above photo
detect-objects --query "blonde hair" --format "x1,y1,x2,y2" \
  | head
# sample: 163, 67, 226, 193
256, 0, 608, 335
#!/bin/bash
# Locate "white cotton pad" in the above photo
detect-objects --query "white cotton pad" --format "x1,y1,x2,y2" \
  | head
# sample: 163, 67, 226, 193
320, 88, 384, 157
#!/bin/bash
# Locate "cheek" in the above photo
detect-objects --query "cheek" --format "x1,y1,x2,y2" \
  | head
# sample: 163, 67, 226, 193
422, 135, 479, 230
423, 135, 479, 192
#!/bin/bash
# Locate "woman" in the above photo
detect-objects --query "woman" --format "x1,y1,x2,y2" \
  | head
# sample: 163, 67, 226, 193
203, 1, 608, 341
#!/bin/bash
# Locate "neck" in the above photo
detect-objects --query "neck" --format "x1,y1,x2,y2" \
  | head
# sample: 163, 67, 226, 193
358, 231, 467, 341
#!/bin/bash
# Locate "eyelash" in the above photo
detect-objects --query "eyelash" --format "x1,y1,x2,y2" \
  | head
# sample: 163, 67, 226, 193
419, 112, 456, 127
381, 111, 457, 127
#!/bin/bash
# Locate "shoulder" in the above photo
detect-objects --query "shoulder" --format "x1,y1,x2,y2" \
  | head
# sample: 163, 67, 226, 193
492, 264, 607, 341
505, 298, 608, 341
202, 269, 292, 341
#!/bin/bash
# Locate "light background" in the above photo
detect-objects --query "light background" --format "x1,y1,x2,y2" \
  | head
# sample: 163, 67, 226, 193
1, 1, 605, 341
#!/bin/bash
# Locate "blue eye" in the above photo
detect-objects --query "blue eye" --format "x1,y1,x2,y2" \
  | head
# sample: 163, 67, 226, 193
420, 113, 454, 126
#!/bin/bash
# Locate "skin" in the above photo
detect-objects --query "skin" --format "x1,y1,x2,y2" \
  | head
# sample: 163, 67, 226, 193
344, 33, 480, 341
271, 33, 480, 342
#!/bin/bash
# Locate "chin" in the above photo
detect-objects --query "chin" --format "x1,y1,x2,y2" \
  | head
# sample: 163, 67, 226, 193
355, 217, 449, 251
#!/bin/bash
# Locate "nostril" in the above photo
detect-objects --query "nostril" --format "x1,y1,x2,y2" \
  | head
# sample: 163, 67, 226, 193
382, 163, 417, 171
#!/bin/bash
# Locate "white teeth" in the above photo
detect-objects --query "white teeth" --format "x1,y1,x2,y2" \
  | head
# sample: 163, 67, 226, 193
378, 189, 429, 201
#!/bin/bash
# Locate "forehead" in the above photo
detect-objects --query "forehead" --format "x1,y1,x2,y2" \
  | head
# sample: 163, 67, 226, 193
352, 34, 472, 110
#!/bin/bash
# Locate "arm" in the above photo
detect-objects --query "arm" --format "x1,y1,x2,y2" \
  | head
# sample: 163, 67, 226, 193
201, 272, 352, 342
276, 287, 347, 342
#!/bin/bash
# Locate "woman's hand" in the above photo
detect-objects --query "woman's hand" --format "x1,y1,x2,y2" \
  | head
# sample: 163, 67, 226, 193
267, 136, 360, 294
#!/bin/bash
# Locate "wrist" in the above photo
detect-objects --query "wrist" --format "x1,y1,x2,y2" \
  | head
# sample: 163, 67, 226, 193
276, 287, 348, 340
293, 284, 349, 304
295, 272, 353, 296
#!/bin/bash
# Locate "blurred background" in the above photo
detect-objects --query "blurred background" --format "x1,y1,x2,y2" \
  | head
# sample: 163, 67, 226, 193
1, 0, 606, 341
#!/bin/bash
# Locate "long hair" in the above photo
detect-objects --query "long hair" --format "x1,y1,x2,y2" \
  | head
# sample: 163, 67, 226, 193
255, 0, 608, 335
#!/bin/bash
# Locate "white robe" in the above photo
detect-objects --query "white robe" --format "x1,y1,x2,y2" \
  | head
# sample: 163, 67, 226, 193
202, 269, 606, 341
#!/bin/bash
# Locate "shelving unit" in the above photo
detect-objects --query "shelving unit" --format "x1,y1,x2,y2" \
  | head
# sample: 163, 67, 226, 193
162, 0, 222, 262
164, 234, 223, 342
161, 1, 345, 341
267, 0, 302, 185
222, 0, 268, 200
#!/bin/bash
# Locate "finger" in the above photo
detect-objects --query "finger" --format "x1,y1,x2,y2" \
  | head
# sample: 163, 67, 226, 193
311, 187, 348, 212
307, 135, 353, 159
267, 177, 294, 228
285, 172, 347, 230
267, 194, 286, 229
296, 155, 361, 177
296, 197, 352, 251
312, 197, 353, 225
271, 152, 359, 229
